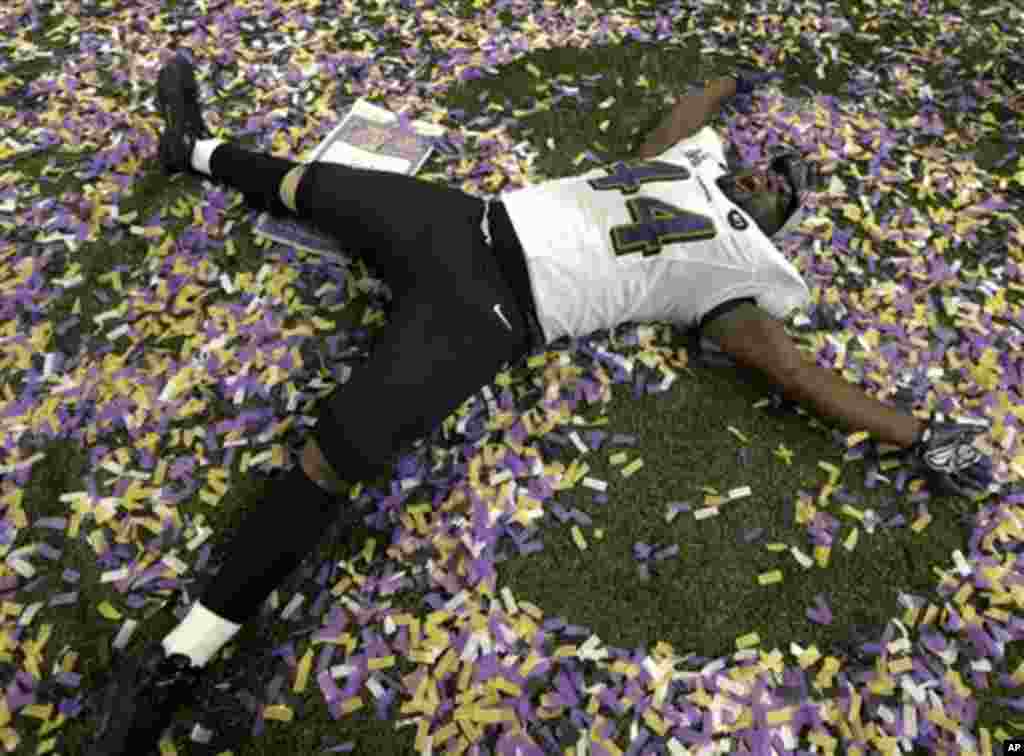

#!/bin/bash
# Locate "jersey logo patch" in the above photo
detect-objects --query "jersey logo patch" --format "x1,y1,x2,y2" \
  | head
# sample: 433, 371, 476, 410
728, 209, 749, 231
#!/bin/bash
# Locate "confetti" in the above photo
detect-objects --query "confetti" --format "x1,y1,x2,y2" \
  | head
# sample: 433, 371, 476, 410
5, 2, 1024, 756
727, 426, 750, 443
620, 458, 644, 477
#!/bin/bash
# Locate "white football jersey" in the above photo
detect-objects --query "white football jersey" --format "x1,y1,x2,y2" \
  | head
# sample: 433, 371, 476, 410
501, 126, 811, 344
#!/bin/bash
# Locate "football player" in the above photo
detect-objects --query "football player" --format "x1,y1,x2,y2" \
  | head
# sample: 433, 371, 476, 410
85, 53, 993, 755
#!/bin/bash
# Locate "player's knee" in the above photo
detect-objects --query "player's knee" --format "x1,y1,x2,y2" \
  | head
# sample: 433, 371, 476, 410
300, 438, 349, 495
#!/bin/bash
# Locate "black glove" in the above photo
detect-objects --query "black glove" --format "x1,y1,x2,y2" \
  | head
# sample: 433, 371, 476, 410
910, 411, 995, 498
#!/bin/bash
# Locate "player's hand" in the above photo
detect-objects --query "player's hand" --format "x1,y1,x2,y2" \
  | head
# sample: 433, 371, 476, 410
910, 411, 995, 498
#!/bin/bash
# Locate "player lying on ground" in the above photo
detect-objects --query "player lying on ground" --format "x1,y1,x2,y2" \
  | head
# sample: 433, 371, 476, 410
85, 53, 995, 755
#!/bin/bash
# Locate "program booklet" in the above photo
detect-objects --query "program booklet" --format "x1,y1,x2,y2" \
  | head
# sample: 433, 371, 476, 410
253, 98, 446, 255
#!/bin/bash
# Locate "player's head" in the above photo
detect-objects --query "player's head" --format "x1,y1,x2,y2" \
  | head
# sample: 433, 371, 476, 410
716, 161, 796, 237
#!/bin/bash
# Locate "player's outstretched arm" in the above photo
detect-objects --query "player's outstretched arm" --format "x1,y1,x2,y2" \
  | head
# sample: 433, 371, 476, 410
634, 77, 738, 160
703, 302, 924, 447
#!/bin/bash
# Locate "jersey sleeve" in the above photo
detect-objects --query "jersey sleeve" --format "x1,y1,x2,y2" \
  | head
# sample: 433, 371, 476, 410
658, 126, 728, 166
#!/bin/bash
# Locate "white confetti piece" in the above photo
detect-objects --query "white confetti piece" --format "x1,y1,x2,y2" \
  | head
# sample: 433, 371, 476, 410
791, 547, 814, 569
101, 566, 132, 584
500, 586, 518, 615
281, 593, 305, 619
887, 638, 911, 655
190, 723, 214, 745
8, 559, 35, 578
185, 526, 212, 552
728, 486, 751, 500
444, 591, 468, 612
952, 549, 972, 577
581, 477, 607, 492
568, 431, 588, 454
112, 618, 139, 651
161, 554, 189, 575
329, 664, 355, 680
17, 601, 44, 627
694, 506, 719, 520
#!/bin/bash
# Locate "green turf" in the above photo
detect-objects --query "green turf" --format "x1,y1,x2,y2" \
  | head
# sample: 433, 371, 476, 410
5, 0, 1024, 753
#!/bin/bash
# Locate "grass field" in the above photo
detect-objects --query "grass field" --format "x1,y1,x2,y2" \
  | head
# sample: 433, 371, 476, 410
2, 0, 1024, 754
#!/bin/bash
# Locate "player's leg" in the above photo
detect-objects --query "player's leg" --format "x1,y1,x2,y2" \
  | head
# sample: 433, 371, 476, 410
180, 226, 535, 630
84, 170, 537, 755
157, 51, 486, 298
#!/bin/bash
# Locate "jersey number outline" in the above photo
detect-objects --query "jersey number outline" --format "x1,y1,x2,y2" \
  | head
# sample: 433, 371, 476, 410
586, 159, 717, 258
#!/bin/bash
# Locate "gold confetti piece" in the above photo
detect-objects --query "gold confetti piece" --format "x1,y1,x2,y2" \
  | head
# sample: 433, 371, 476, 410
293, 648, 314, 693
21, 703, 53, 721
643, 708, 668, 736
843, 527, 859, 552
841, 504, 864, 521
262, 704, 294, 722
889, 657, 914, 675
814, 657, 841, 691
158, 737, 178, 756
814, 546, 830, 568
846, 431, 870, 447
609, 451, 629, 466
774, 444, 794, 466
620, 458, 644, 477
758, 570, 783, 586
818, 461, 841, 484
594, 529, 604, 540
727, 426, 750, 443
766, 543, 788, 552
571, 526, 587, 551
736, 632, 760, 649
97, 601, 122, 621
767, 706, 795, 725
911, 514, 932, 533
367, 655, 395, 670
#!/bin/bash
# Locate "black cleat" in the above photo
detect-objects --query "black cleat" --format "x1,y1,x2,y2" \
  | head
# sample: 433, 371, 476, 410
85, 640, 205, 755
156, 53, 211, 174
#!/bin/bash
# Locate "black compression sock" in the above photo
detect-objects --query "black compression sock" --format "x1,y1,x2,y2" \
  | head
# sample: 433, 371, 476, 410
200, 464, 357, 625
209, 143, 298, 216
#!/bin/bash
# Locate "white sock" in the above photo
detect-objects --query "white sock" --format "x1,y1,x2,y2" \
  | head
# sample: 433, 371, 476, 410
161, 600, 242, 668
190, 138, 225, 176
